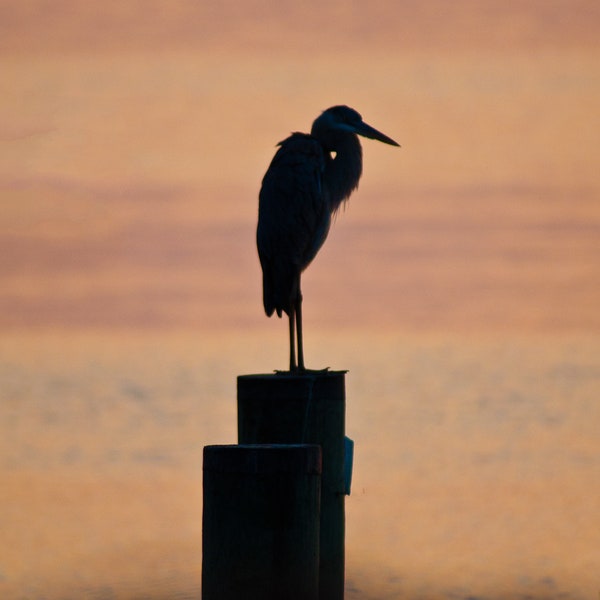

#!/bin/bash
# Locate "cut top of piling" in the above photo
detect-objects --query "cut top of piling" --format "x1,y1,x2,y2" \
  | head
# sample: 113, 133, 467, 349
238, 370, 347, 381
238, 370, 347, 403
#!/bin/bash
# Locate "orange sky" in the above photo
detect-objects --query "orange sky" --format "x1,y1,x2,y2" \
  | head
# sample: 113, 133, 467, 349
2, 1, 600, 54
1, 1, 599, 332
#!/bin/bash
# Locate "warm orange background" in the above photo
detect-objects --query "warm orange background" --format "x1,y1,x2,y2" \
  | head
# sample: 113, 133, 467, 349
2, 0, 599, 334
1, 2, 599, 599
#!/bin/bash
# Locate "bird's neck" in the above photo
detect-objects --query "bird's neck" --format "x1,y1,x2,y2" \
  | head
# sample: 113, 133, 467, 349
323, 134, 363, 214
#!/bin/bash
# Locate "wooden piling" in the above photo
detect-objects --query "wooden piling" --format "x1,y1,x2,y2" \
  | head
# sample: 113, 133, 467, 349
202, 444, 322, 600
237, 371, 347, 600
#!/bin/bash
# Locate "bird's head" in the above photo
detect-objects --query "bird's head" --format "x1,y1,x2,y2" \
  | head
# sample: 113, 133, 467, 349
311, 105, 400, 150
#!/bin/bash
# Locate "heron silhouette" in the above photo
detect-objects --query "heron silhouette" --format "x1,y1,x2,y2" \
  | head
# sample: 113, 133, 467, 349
257, 105, 399, 371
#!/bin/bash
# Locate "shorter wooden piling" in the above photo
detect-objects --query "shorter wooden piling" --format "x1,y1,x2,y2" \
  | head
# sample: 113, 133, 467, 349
202, 444, 322, 600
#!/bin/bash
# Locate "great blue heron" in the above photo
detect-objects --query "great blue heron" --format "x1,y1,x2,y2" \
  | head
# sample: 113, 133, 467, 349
257, 105, 399, 371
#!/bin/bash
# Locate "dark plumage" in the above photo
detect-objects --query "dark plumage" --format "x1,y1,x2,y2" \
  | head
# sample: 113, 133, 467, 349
257, 105, 399, 371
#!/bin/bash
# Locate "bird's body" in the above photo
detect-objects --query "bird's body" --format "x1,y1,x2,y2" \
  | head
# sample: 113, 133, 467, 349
257, 106, 399, 371
258, 134, 328, 318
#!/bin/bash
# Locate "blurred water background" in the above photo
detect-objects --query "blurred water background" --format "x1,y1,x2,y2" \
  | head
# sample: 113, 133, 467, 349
1, 2, 599, 598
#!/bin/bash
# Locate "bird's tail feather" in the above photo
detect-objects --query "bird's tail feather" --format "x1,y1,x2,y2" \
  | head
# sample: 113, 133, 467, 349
262, 265, 295, 318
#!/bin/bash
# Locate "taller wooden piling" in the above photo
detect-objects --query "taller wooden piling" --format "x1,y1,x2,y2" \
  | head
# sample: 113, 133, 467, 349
237, 371, 346, 600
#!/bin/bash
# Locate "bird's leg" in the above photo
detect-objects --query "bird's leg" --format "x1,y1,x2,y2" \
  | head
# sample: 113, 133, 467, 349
295, 280, 305, 371
288, 307, 297, 371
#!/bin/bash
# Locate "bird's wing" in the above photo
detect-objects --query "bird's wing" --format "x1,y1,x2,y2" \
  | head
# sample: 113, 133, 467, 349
257, 133, 329, 315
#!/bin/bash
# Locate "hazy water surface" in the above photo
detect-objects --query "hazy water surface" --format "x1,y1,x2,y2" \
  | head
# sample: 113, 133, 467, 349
1, 332, 599, 599
2, 2, 600, 598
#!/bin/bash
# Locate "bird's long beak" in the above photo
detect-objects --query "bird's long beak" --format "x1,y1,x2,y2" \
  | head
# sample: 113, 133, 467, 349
355, 121, 400, 147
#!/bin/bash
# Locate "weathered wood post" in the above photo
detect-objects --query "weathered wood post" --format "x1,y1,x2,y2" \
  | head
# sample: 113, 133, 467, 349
202, 444, 322, 600
238, 371, 346, 600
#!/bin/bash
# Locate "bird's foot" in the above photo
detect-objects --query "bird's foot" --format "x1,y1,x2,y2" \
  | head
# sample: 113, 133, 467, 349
274, 366, 331, 375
